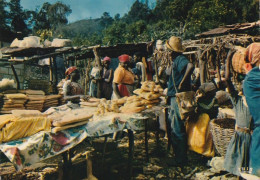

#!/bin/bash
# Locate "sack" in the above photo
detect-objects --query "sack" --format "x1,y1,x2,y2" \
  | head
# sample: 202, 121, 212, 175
186, 113, 215, 157
175, 91, 196, 120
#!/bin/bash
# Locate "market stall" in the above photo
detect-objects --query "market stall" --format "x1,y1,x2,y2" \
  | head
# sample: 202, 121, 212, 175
0, 79, 166, 180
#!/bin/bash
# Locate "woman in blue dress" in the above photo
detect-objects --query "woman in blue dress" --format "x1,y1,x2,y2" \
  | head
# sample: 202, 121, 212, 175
224, 50, 252, 176
243, 65, 260, 177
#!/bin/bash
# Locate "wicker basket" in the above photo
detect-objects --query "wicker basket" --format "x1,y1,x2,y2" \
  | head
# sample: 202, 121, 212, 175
210, 118, 235, 157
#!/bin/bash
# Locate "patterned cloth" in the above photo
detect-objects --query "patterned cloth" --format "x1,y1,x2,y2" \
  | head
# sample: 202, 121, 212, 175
246, 43, 260, 65
0, 107, 163, 170
63, 80, 84, 96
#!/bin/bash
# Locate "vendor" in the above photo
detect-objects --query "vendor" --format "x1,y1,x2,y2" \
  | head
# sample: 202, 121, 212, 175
112, 54, 135, 99
63, 66, 87, 102
132, 52, 145, 89
89, 61, 102, 97
101, 56, 113, 100
243, 43, 260, 177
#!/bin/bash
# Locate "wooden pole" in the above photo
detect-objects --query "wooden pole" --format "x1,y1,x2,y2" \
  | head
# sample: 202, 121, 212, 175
10, 64, 20, 90
49, 57, 54, 94
93, 47, 102, 98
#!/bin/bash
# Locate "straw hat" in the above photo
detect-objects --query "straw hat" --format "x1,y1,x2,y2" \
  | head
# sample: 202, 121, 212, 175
166, 36, 185, 52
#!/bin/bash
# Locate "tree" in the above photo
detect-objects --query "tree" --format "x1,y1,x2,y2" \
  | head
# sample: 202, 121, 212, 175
47, 1, 72, 29
8, 0, 28, 33
33, 2, 51, 31
0, 0, 8, 29
102, 21, 127, 45
100, 12, 114, 28
125, 0, 151, 23
33, 2, 71, 32
114, 13, 120, 21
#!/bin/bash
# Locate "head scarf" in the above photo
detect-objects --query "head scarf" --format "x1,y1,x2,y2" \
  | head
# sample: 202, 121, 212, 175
65, 66, 77, 79
118, 54, 130, 62
103, 56, 111, 62
246, 43, 260, 65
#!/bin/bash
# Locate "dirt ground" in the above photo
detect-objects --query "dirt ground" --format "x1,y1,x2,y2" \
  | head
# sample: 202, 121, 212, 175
0, 131, 238, 180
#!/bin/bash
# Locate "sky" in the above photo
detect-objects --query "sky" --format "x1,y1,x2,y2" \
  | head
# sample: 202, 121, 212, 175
20, 0, 157, 23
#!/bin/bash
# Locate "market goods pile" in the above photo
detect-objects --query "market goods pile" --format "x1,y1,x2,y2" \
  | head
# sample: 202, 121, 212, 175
81, 81, 164, 115
24, 90, 45, 111
0, 110, 51, 143
0, 90, 63, 114
43, 95, 62, 110
0, 94, 27, 114
47, 107, 94, 133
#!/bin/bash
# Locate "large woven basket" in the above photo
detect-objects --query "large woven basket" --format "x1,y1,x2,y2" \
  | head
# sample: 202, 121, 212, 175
210, 118, 235, 157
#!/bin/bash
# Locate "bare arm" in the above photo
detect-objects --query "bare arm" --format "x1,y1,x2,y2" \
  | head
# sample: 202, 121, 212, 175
113, 82, 121, 98
105, 69, 113, 83
225, 49, 236, 80
178, 63, 194, 90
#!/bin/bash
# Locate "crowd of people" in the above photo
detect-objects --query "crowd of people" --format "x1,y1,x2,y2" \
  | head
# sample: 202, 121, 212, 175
61, 36, 260, 179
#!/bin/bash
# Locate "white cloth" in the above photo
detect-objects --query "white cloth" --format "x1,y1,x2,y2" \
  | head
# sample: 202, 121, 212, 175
90, 67, 101, 78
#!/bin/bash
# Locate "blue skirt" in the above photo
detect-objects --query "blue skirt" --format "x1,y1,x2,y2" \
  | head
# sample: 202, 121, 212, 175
224, 131, 251, 176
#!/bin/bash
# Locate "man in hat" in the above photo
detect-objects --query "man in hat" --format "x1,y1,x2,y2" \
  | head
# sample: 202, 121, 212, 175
166, 36, 194, 166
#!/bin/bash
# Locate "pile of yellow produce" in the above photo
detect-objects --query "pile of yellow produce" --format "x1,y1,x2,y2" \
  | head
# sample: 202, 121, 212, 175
0, 110, 51, 143
95, 98, 120, 116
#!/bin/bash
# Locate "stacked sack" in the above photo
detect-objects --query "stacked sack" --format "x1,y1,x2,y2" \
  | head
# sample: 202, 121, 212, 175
43, 95, 62, 110
0, 94, 27, 114
24, 90, 45, 111
0, 94, 3, 111
51, 108, 93, 133
0, 110, 51, 143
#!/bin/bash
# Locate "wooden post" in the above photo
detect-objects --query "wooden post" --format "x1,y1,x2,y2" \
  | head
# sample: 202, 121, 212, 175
49, 58, 54, 94
52, 56, 58, 94
128, 129, 134, 179
198, 49, 206, 84
153, 51, 159, 84
10, 64, 20, 90
93, 47, 102, 98
86, 151, 98, 180
144, 119, 149, 162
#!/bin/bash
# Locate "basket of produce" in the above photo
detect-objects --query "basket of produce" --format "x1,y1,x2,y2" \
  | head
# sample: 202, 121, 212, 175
210, 118, 235, 157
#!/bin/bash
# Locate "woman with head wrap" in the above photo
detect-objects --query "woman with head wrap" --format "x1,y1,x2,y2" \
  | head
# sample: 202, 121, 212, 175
112, 54, 135, 99
63, 66, 87, 102
221, 49, 255, 178
101, 56, 113, 100
243, 50, 260, 178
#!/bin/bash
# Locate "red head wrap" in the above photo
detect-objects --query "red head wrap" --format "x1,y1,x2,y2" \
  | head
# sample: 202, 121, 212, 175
118, 54, 130, 62
103, 56, 111, 62
65, 66, 77, 76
